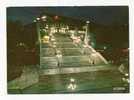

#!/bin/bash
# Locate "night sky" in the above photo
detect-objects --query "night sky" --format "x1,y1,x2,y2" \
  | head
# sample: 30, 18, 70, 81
7, 6, 129, 48
7, 6, 128, 25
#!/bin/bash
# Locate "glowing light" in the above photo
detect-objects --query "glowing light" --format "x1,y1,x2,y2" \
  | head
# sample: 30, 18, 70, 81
103, 46, 107, 50
42, 36, 50, 43
36, 17, 40, 21
125, 73, 129, 77
17, 42, 25, 47
33, 20, 36, 22
41, 16, 47, 21
86, 20, 90, 24
41, 15, 47, 19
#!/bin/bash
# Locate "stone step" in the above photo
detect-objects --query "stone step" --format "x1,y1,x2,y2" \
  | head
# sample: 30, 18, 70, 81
40, 48, 56, 57
40, 55, 106, 68
40, 43, 52, 48
56, 43, 75, 48
40, 62, 58, 68
40, 56, 57, 63
59, 48, 82, 56
55, 37, 72, 42
54, 41, 74, 45
41, 42, 76, 48
40, 61, 92, 69
41, 48, 82, 57
40, 56, 90, 63
40, 56, 91, 68
39, 64, 116, 75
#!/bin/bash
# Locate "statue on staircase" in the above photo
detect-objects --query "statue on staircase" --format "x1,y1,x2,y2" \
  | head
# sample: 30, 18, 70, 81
56, 50, 63, 67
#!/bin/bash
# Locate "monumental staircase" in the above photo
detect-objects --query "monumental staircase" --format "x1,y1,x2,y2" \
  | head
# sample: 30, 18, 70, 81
39, 32, 110, 77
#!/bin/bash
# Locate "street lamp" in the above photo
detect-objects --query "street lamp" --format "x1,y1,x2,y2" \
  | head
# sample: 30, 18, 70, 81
86, 20, 90, 24
36, 17, 40, 21
33, 20, 36, 23
34, 17, 42, 57
35, 17, 41, 43
41, 15, 47, 19
84, 20, 90, 46
41, 15, 47, 21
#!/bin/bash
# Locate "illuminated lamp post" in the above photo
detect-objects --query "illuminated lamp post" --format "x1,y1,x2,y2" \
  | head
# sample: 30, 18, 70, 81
84, 20, 90, 46
54, 15, 59, 33
35, 17, 41, 44
34, 17, 42, 68
41, 15, 49, 35
41, 15, 47, 28
41, 15, 47, 21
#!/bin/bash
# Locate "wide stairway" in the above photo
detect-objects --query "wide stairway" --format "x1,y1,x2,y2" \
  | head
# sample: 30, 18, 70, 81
39, 33, 109, 75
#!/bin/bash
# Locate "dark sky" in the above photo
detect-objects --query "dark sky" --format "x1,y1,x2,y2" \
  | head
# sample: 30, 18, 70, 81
7, 6, 128, 25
